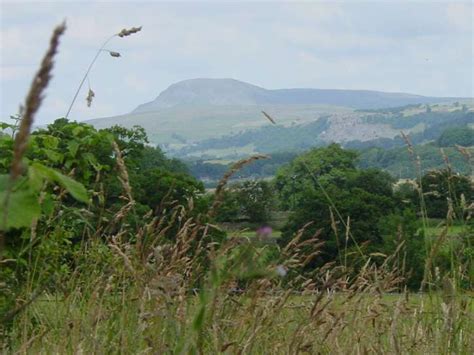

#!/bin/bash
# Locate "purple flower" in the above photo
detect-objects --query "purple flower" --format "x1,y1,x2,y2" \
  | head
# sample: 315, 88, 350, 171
256, 226, 272, 237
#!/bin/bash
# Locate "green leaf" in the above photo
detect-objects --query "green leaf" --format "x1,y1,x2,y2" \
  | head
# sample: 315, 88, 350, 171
53, 172, 88, 203
30, 163, 88, 203
44, 149, 63, 163
29, 163, 56, 181
72, 126, 84, 136
41, 194, 55, 217
68, 141, 79, 157
42, 135, 59, 149
0, 189, 40, 230
28, 165, 45, 191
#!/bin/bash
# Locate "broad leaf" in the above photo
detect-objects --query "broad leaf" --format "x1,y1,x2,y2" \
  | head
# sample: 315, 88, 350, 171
0, 189, 40, 230
30, 163, 89, 203
53, 172, 88, 203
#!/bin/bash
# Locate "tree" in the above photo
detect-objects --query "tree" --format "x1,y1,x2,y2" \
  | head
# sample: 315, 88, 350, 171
437, 127, 474, 147
214, 180, 275, 223
275, 143, 358, 210
418, 169, 473, 219
236, 180, 274, 223
378, 209, 425, 289
276, 145, 398, 267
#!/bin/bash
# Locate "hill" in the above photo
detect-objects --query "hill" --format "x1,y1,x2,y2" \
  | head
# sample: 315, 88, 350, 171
133, 78, 458, 112
86, 78, 467, 147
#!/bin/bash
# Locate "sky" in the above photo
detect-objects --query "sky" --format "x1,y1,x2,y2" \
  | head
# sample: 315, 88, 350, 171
1, 0, 473, 125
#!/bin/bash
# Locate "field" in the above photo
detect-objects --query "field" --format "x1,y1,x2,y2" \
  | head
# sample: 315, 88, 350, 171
5, 268, 473, 353
425, 220, 469, 237
1, 20, 473, 355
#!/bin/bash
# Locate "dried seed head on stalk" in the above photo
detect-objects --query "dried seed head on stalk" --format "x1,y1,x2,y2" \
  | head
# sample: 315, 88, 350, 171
455, 144, 472, 161
86, 88, 95, 107
262, 111, 277, 125
10, 22, 66, 181
118, 26, 142, 37
208, 154, 269, 217
112, 141, 133, 202
400, 131, 414, 157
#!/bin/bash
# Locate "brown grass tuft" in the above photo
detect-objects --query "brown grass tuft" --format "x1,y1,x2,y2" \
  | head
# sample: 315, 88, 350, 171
10, 22, 66, 180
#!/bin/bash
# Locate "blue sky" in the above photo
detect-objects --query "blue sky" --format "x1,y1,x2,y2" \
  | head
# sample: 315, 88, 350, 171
1, 0, 473, 125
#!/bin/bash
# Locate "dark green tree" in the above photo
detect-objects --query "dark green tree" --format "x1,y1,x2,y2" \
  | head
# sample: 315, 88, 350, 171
276, 145, 398, 267
418, 169, 473, 219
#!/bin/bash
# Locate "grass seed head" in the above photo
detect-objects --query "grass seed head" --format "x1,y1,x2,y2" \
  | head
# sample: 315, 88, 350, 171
118, 26, 142, 37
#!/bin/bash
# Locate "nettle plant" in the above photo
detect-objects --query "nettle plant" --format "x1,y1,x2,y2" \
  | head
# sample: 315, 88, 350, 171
0, 119, 105, 231
0, 23, 142, 234
0, 24, 143, 279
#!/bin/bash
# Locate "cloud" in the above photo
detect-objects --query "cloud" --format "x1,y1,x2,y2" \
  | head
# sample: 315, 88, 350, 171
446, 2, 474, 32
1, 65, 35, 81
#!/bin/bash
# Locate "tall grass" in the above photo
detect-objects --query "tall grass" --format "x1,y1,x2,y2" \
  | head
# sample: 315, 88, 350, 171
1, 23, 473, 354
3, 202, 473, 353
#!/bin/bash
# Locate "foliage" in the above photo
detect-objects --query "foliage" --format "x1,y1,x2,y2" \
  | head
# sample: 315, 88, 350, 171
418, 169, 473, 219
275, 144, 358, 210
437, 126, 474, 147
358, 143, 473, 178
378, 209, 425, 288
0, 118, 207, 320
175, 117, 329, 156
214, 180, 275, 223
187, 151, 298, 186
276, 145, 401, 268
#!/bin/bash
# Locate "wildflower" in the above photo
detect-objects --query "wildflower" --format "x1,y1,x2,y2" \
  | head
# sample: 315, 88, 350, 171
256, 226, 272, 238
276, 265, 287, 277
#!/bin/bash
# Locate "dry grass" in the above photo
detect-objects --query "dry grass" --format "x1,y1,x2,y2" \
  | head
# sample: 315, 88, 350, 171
3, 149, 473, 353
1, 23, 473, 355
4, 213, 473, 353
209, 154, 269, 218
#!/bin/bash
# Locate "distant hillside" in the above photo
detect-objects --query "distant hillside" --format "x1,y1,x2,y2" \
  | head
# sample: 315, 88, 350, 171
86, 78, 470, 148
133, 78, 459, 112
172, 106, 474, 159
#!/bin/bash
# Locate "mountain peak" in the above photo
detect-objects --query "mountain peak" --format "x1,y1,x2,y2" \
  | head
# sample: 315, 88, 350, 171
131, 78, 457, 114
133, 78, 268, 112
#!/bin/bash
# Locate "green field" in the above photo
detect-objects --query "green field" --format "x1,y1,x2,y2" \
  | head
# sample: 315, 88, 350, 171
6, 287, 473, 353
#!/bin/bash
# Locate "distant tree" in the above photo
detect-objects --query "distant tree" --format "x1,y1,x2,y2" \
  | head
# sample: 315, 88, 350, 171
236, 180, 275, 223
418, 169, 473, 219
437, 127, 474, 147
214, 180, 275, 223
275, 144, 358, 210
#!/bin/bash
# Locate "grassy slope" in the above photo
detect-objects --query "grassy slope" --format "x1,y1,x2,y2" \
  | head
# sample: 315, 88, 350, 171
87, 104, 352, 145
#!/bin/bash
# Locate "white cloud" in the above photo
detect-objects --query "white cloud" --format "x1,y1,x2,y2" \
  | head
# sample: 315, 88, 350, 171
1, 0, 473, 124
446, 2, 473, 32
1, 65, 35, 81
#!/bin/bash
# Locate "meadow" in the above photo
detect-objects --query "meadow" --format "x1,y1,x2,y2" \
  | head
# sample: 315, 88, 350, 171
1, 22, 473, 354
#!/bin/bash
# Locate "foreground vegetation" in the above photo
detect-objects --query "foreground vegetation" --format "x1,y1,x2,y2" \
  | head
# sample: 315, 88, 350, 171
1, 22, 473, 353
